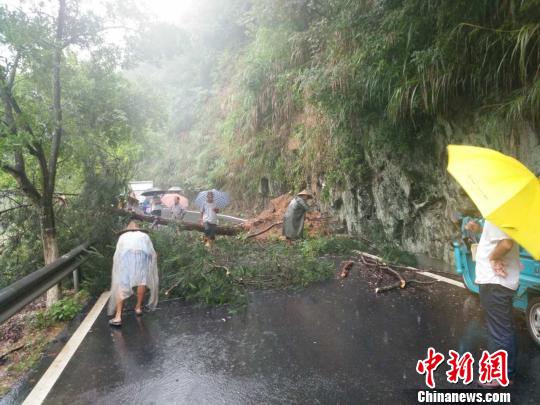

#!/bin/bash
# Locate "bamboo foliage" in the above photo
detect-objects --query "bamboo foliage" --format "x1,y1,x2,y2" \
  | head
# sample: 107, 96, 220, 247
387, 19, 540, 122
187, 0, 540, 202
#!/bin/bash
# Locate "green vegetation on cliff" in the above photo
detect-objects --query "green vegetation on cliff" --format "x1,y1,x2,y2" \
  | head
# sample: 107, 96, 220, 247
143, 0, 540, 204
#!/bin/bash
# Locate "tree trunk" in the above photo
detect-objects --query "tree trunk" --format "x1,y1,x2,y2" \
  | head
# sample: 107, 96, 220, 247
42, 203, 61, 307
0, 1, 66, 308
121, 210, 244, 235
44, 0, 66, 307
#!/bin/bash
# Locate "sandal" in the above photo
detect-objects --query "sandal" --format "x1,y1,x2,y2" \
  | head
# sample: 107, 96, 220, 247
109, 319, 122, 327
135, 308, 143, 316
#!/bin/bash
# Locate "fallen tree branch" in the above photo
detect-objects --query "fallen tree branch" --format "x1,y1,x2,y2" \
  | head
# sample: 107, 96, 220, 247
164, 263, 232, 296
211, 264, 230, 275
379, 265, 406, 289
353, 250, 438, 293
338, 261, 354, 278
115, 209, 244, 236
375, 281, 402, 294
246, 221, 283, 238
164, 281, 181, 296
353, 250, 423, 272
357, 253, 406, 292
0, 204, 31, 216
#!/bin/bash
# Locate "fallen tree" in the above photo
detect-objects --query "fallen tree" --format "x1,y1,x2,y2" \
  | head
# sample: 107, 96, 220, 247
115, 210, 244, 236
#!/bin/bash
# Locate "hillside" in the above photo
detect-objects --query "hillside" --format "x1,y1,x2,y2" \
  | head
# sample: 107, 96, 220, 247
132, 0, 540, 262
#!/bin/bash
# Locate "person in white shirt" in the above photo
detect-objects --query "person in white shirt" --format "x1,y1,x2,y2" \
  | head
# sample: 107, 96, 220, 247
199, 191, 219, 248
171, 196, 185, 220
465, 219, 521, 386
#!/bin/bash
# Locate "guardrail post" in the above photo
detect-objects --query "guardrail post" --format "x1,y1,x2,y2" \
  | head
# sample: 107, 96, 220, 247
73, 268, 80, 292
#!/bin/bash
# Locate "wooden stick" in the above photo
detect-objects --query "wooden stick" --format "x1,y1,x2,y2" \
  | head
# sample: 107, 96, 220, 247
375, 281, 402, 294
353, 250, 425, 273
164, 281, 181, 296
338, 261, 354, 278
379, 265, 406, 289
246, 221, 283, 238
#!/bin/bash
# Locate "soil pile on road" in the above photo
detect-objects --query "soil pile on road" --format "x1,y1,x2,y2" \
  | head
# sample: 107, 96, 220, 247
244, 193, 331, 240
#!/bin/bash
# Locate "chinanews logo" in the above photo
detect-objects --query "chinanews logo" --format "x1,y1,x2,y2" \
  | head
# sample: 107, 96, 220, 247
417, 391, 507, 403
416, 347, 509, 388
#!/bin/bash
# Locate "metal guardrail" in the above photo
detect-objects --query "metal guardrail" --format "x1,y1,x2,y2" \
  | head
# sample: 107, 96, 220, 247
0, 241, 92, 325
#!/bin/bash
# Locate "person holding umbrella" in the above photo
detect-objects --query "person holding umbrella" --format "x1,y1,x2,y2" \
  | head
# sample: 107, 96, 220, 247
161, 187, 188, 220
194, 189, 230, 248
141, 188, 166, 216
448, 145, 540, 387
199, 191, 219, 248
463, 219, 520, 387
171, 196, 186, 220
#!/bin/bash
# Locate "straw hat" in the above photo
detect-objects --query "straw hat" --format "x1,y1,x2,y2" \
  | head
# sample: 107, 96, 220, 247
297, 189, 313, 199
117, 220, 148, 236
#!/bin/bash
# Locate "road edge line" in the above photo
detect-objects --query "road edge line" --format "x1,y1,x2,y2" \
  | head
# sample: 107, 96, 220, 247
418, 271, 465, 289
22, 291, 111, 405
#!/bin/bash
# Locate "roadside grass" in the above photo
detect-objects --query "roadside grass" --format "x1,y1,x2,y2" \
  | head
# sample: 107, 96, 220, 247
0, 291, 89, 397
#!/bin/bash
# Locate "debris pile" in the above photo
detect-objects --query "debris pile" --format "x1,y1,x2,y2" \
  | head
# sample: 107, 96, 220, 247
244, 193, 331, 240
344, 250, 437, 294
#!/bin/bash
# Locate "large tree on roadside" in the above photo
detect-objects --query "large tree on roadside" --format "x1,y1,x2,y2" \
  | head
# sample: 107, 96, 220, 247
0, 0, 104, 306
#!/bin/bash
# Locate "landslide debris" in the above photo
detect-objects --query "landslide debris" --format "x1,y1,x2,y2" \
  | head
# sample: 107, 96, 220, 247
244, 193, 331, 240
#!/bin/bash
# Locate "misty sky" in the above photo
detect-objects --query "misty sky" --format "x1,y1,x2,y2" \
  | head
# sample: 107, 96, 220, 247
0, 0, 208, 60
0, 0, 199, 24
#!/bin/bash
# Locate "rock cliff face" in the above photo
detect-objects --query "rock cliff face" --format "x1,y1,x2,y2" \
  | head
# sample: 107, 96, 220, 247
324, 119, 540, 264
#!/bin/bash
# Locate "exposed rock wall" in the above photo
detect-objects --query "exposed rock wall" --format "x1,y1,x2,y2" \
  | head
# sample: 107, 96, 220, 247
324, 119, 540, 264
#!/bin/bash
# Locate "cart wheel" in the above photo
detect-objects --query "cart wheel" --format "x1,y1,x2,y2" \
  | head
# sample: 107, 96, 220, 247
526, 296, 540, 348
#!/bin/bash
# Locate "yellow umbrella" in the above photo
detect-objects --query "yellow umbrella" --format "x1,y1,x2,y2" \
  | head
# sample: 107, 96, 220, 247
447, 144, 540, 259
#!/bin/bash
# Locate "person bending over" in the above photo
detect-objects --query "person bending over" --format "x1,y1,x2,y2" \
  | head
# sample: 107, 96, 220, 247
108, 221, 159, 326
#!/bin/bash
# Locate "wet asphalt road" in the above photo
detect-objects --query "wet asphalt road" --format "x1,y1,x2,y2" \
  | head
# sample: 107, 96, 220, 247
11, 264, 539, 404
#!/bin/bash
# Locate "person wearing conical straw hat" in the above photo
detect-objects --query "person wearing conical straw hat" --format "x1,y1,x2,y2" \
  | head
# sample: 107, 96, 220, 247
108, 221, 159, 327
282, 190, 313, 241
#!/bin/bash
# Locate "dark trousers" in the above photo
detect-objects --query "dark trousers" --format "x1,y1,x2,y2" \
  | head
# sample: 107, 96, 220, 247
203, 222, 217, 240
478, 284, 517, 379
